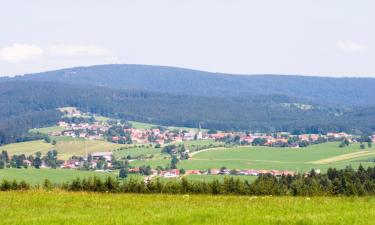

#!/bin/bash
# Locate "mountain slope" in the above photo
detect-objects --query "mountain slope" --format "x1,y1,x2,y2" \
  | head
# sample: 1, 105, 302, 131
3, 64, 375, 107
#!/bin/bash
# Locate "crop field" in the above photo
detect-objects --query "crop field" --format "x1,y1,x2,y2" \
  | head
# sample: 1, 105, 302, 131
54, 139, 121, 159
0, 139, 122, 160
0, 191, 373, 225
0, 140, 53, 156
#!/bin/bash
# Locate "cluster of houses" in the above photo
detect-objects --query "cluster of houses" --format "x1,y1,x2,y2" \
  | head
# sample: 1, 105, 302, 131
61, 152, 113, 170
52, 116, 358, 148
209, 131, 353, 147
128, 168, 296, 178
53, 121, 108, 140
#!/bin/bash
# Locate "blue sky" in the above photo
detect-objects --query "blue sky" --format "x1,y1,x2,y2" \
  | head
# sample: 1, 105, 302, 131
0, 0, 374, 77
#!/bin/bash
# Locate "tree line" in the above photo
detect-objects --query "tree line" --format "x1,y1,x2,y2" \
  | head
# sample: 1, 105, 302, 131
3, 165, 375, 196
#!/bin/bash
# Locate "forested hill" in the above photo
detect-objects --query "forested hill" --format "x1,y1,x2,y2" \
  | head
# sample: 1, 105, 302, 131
2, 64, 375, 107
1, 81, 375, 145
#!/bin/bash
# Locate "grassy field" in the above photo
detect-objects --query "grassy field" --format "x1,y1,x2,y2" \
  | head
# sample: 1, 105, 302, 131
113, 146, 162, 159
180, 142, 375, 172
30, 126, 65, 134
0, 191, 374, 225
0, 140, 53, 156
0, 168, 116, 184
55, 139, 121, 159
183, 139, 224, 152
128, 142, 375, 172
0, 139, 122, 160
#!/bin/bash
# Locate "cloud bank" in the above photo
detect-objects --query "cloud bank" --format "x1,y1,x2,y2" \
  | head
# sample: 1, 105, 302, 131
0, 43, 112, 63
337, 40, 367, 53
0, 43, 44, 62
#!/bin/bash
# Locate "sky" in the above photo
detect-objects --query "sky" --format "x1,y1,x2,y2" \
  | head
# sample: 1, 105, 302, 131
0, 0, 374, 77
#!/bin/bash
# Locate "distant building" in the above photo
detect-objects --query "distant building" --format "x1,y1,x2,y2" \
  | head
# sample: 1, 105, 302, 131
91, 152, 112, 161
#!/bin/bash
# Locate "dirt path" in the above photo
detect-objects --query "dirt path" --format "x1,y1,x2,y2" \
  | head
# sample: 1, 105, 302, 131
189, 147, 226, 157
311, 151, 375, 164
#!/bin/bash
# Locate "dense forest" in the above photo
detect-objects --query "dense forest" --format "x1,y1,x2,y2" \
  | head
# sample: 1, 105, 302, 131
2, 64, 375, 107
1, 80, 375, 145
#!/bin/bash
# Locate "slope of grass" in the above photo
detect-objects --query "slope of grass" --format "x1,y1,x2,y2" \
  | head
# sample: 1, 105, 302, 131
0, 140, 53, 155
0, 139, 122, 160
129, 142, 375, 172
55, 139, 122, 159
0, 192, 374, 225
30, 126, 65, 134
129, 121, 156, 130
180, 142, 375, 172
113, 146, 162, 159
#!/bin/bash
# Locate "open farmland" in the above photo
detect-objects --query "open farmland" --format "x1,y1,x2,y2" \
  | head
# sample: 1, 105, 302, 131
0, 139, 122, 160
0, 191, 374, 225
129, 142, 375, 172
30, 126, 66, 134
113, 146, 163, 159
180, 142, 375, 172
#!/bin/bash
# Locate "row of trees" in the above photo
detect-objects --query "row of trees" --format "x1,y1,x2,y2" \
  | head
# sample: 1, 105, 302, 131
3, 165, 375, 196
0, 150, 63, 169
34, 165, 375, 196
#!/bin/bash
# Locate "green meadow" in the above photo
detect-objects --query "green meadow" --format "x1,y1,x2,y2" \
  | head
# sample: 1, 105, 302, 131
130, 142, 375, 172
113, 145, 163, 159
0, 191, 374, 225
180, 142, 375, 172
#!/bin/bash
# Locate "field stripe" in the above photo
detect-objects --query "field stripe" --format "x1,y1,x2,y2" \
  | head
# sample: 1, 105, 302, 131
311, 151, 375, 164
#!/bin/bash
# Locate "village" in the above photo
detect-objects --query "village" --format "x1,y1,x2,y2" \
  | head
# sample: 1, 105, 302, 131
22, 108, 371, 180
51, 108, 369, 148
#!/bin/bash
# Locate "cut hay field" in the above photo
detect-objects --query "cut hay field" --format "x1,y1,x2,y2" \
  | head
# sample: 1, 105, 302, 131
0, 191, 374, 225
0, 139, 122, 160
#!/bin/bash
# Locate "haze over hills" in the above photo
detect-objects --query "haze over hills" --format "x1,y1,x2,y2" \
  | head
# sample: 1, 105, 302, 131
3, 64, 375, 107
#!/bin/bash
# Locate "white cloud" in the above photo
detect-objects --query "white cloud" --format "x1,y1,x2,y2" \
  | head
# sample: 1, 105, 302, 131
336, 40, 367, 53
0, 43, 43, 62
47, 44, 110, 57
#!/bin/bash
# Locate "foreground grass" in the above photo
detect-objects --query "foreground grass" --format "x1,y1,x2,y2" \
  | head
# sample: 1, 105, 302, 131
0, 191, 374, 225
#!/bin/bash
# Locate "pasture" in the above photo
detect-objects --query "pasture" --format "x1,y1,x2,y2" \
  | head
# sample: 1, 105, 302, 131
30, 126, 65, 134
181, 142, 375, 172
129, 142, 375, 172
113, 146, 163, 159
0, 191, 374, 225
